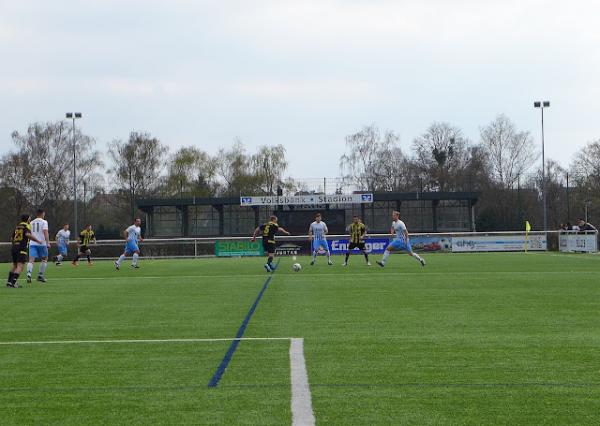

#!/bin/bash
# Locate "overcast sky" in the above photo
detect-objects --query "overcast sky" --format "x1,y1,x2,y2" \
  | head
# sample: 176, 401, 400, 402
1, 0, 598, 179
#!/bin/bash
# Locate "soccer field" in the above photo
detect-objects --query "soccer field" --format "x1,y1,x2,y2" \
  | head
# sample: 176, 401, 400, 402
1, 252, 599, 425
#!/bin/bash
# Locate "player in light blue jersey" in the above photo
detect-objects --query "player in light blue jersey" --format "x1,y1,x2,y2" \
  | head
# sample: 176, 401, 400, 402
115, 218, 144, 270
377, 211, 425, 268
308, 213, 333, 265
53, 223, 70, 265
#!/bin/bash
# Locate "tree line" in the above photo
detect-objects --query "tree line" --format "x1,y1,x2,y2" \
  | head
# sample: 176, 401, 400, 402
1, 114, 598, 237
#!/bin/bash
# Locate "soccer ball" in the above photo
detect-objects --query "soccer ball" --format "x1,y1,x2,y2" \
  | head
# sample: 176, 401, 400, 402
292, 263, 302, 272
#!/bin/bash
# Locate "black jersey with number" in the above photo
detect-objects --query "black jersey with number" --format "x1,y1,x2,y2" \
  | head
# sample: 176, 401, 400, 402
11, 221, 31, 252
259, 222, 279, 243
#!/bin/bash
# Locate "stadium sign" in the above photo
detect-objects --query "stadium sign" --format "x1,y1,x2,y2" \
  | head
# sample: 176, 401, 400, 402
215, 240, 264, 257
240, 193, 373, 206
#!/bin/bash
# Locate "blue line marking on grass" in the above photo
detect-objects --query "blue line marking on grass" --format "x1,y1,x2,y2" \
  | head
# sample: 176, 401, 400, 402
208, 259, 280, 388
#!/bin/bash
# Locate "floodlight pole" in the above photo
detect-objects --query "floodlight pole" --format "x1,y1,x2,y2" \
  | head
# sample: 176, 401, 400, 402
534, 101, 549, 232
66, 112, 82, 234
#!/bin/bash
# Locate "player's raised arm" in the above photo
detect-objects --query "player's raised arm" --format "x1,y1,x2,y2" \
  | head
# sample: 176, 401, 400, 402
278, 226, 291, 236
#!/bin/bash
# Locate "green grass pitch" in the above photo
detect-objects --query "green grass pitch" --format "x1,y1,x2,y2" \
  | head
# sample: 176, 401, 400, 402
1, 252, 599, 425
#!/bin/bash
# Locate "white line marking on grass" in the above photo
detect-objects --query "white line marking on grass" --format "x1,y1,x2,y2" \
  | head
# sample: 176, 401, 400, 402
58, 274, 269, 281
55, 270, 600, 282
0, 337, 293, 346
290, 338, 316, 426
538, 253, 600, 260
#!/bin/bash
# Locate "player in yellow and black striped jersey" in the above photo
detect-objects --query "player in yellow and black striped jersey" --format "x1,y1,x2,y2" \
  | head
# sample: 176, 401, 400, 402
72, 224, 96, 265
6, 214, 41, 288
343, 215, 370, 266
252, 215, 290, 273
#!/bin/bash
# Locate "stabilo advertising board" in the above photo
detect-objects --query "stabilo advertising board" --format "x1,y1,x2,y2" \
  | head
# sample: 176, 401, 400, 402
451, 235, 547, 252
215, 240, 264, 257
240, 193, 373, 206
559, 233, 598, 253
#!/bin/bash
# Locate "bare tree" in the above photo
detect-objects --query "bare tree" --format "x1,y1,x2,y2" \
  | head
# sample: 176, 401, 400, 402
107, 132, 168, 220
480, 114, 538, 188
412, 122, 470, 191
0, 121, 102, 226
340, 124, 405, 191
570, 139, 600, 221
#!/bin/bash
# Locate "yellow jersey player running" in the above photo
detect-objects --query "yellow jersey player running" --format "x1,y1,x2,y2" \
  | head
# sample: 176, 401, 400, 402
252, 215, 290, 273
342, 215, 371, 266
72, 224, 96, 265
376, 211, 425, 268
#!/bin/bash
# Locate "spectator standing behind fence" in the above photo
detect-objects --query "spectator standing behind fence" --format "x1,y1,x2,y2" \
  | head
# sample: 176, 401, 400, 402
576, 218, 597, 232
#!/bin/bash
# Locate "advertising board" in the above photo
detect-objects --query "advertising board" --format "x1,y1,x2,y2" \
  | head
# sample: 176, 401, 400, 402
215, 240, 264, 257
451, 235, 547, 252
559, 233, 598, 253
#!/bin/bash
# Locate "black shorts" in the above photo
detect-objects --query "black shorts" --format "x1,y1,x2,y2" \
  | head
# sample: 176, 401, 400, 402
79, 245, 90, 254
11, 247, 28, 264
348, 242, 366, 251
262, 240, 276, 254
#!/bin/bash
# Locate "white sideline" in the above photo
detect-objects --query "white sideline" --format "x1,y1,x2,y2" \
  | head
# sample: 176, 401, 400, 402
0, 337, 292, 346
55, 270, 600, 282
290, 338, 316, 426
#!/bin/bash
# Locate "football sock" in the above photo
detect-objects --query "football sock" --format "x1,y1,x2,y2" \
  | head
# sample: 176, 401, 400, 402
39, 261, 48, 276
382, 251, 391, 264
7, 272, 14, 283
27, 262, 33, 275
56, 255, 63, 262
267, 256, 273, 265
345, 253, 350, 262
117, 254, 126, 266
73, 255, 80, 263
86, 255, 92, 263
412, 253, 423, 262
312, 251, 317, 261
364, 252, 369, 262
132, 253, 139, 266
12, 272, 19, 284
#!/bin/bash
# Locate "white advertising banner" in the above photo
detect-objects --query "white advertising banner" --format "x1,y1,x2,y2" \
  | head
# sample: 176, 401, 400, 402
559, 233, 598, 253
452, 235, 547, 252
240, 193, 373, 206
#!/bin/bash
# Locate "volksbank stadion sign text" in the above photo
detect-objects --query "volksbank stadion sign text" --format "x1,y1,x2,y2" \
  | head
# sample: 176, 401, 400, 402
240, 193, 374, 206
